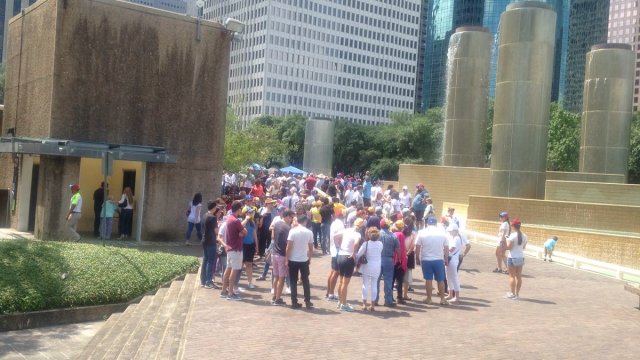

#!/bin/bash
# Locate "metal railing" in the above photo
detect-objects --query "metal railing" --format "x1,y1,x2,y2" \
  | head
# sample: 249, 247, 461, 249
462, 229, 640, 285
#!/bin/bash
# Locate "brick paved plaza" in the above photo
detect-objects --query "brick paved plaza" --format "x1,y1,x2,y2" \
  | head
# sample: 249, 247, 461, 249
183, 244, 640, 359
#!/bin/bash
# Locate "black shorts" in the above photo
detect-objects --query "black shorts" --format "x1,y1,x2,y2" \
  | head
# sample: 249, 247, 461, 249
337, 255, 355, 278
242, 244, 256, 262
414, 210, 425, 220
331, 256, 339, 271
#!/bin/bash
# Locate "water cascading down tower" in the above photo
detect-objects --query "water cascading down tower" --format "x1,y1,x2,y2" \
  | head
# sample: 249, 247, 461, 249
579, 43, 635, 179
490, 1, 557, 199
303, 117, 334, 176
443, 26, 492, 167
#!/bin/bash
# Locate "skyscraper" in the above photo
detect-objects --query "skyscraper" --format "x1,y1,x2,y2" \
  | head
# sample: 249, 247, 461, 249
127, 0, 187, 13
563, 0, 610, 112
608, 0, 640, 112
205, 0, 421, 125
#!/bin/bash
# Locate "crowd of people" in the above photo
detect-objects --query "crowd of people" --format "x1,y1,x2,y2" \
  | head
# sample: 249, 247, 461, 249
187, 169, 539, 310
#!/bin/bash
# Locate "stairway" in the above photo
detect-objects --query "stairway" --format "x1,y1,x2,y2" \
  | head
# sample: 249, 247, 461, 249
77, 273, 199, 360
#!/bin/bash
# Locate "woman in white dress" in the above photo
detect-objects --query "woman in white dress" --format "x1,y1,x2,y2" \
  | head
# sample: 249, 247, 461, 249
357, 227, 383, 311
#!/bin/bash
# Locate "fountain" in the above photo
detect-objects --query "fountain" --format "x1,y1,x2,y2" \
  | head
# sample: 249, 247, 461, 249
302, 117, 334, 176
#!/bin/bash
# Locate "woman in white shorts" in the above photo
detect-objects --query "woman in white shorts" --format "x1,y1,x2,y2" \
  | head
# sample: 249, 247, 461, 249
506, 218, 527, 300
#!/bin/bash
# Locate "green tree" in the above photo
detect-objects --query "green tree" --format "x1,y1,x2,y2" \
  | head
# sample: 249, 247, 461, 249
628, 112, 640, 184
546, 103, 581, 171
276, 114, 306, 167
0, 63, 5, 104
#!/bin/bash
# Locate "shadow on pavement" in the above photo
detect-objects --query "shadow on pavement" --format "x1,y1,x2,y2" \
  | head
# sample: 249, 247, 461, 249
517, 298, 556, 305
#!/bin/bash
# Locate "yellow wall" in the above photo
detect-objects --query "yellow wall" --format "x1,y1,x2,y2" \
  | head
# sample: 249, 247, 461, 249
77, 158, 142, 234
467, 219, 640, 270
546, 181, 640, 206
398, 164, 490, 213
546, 171, 625, 183
467, 195, 640, 234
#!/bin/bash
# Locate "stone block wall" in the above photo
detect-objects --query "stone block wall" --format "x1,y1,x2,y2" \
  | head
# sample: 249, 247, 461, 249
546, 181, 640, 206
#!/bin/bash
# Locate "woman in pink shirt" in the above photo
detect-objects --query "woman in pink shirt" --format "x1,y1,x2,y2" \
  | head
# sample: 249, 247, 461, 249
393, 220, 408, 304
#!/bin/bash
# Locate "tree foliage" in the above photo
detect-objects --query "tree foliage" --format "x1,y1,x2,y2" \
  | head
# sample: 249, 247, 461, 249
629, 112, 640, 184
546, 103, 581, 172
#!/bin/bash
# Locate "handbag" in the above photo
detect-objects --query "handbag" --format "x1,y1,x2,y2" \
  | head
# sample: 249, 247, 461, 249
264, 244, 273, 265
356, 241, 368, 266
119, 198, 128, 209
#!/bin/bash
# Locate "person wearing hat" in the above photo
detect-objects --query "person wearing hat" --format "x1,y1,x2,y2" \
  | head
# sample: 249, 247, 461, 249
494, 212, 510, 273
392, 220, 408, 304
65, 183, 83, 242
505, 219, 527, 300
399, 186, 412, 209
375, 218, 401, 307
415, 216, 450, 305
282, 187, 299, 211
446, 207, 460, 228
445, 223, 463, 303
310, 200, 322, 249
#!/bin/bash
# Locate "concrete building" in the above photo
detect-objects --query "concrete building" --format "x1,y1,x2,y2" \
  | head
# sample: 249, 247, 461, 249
0, 0, 232, 240
563, 0, 611, 112
204, 0, 421, 125
608, 0, 640, 112
2, 0, 38, 62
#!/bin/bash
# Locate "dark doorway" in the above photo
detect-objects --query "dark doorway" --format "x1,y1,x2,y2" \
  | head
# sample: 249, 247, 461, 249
123, 170, 136, 195
28, 164, 39, 231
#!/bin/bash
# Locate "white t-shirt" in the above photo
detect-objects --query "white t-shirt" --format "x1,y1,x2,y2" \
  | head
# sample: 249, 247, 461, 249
371, 186, 381, 201
415, 226, 448, 261
330, 218, 345, 257
120, 194, 133, 210
507, 232, 528, 258
218, 221, 227, 243
340, 228, 360, 256
448, 235, 464, 257
498, 221, 510, 244
287, 226, 313, 262
187, 202, 202, 223
344, 189, 354, 205
399, 191, 412, 209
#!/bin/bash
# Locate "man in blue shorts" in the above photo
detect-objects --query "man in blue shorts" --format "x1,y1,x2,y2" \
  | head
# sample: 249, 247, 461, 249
415, 217, 450, 305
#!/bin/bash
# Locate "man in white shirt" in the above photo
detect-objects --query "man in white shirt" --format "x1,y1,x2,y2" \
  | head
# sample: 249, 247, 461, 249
415, 217, 450, 305
325, 209, 345, 301
286, 215, 314, 309
399, 185, 412, 209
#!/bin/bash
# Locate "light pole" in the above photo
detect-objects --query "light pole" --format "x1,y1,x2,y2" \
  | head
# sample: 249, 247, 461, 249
196, 0, 204, 41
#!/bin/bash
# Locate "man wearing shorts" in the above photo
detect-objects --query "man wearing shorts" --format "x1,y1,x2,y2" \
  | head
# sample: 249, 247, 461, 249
271, 210, 294, 305
221, 201, 247, 301
415, 217, 449, 305
325, 208, 345, 301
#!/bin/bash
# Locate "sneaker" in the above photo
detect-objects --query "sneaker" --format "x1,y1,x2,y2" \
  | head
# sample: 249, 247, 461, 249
340, 304, 354, 312
256, 277, 266, 281
512, 295, 519, 300
328, 294, 339, 301
274, 298, 286, 306
211, 283, 220, 289
204, 283, 214, 289
219, 291, 229, 298
227, 293, 242, 301
285, 287, 291, 295
336, 303, 342, 310
543, 258, 547, 262
200, 284, 205, 288
247, 283, 256, 289
291, 302, 302, 309
505, 292, 516, 299
271, 299, 277, 306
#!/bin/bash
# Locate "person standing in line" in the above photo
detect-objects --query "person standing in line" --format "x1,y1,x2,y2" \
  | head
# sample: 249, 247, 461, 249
257, 198, 277, 257
392, 220, 408, 304
100, 195, 117, 240
375, 219, 400, 307
415, 217, 450, 305
271, 210, 294, 306
445, 223, 463, 303
319, 198, 333, 255
412, 185, 428, 229
335, 217, 364, 312
399, 186, 412, 210
241, 207, 259, 289
494, 211, 510, 273
118, 187, 135, 239
325, 207, 344, 301
286, 215, 314, 309
201, 201, 219, 289
185, 193, 203, 245
220, 201, 247, 301
65, 183, 83, 242
544, 236, 558, 262
93, 182, 105, 237
506, 219, 528, 300
401, 214, 417, 300
357, 227, 383, 311
310, 201, 322, 250
362, 176, 372, 207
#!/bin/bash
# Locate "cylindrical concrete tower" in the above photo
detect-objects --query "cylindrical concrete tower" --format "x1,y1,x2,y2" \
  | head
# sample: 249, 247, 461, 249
579, 43, 635, 178
443, 26, 492, 167
490, 1, 557, 199
303, 118, 334, 176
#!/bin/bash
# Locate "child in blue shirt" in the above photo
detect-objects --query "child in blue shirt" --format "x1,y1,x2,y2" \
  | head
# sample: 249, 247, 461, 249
544, 236, 558, 262
100, 196, 118, 240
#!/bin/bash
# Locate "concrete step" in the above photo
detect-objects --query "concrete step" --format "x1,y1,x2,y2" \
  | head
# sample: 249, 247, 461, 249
115, 287, 170, 360
84, 304, 138, 360
76, 312, 123, 359
133, 280, 184, 360
100, 296, 153, 359
154, 273, 199, 360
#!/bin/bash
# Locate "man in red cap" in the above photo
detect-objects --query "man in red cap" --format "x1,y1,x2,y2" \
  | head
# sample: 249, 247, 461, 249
65, 183, 83, 242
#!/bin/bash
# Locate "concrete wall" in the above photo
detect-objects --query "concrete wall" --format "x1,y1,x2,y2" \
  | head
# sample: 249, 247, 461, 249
468, 219, 640, 270
398, 164, 491, 214
545, 171, 625, 183
546, 180, 640, 206
5, 0, 231, 240
467, 195, 640, 234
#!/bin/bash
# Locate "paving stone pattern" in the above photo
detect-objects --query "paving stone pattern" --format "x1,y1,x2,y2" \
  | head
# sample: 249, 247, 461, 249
183, 244, 640, 359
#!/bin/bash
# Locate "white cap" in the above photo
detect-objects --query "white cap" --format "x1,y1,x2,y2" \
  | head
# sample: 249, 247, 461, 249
446, 223, 459, 232
402, 185, 408, 190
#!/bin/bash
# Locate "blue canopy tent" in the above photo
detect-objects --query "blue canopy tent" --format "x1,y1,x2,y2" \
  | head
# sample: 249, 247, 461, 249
279, 165, 305, 175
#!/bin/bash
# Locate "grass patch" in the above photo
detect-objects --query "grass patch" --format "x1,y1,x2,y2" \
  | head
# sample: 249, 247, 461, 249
0, 240, 199, 314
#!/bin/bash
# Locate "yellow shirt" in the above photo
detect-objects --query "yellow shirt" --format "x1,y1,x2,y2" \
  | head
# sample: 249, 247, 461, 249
333, 203, 346, 216
310, 206, 321, 223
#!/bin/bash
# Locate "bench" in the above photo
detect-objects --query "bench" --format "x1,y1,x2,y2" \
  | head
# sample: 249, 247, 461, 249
624, 283, 640, 309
